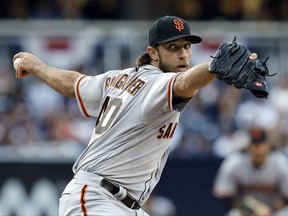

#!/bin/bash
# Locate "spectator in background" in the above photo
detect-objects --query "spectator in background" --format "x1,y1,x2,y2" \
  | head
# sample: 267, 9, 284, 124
81, 0, 123, 19
234, 96, 280, 132
241, 0, 263, 21
1, 0, 288, 21
30, 0, 60, 19
5, 0, 29, 19
261, 0, 288, 21
171, 0, 205, 20
58, 0, 86, 19
216, 0, 243, 20
212, 127, 288, 216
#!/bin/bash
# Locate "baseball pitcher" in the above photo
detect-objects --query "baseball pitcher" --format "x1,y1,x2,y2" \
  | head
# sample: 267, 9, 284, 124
13, 16, 273, 215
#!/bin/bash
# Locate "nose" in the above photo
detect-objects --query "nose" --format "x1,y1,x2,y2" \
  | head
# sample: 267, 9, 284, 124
179, 47, 189, 59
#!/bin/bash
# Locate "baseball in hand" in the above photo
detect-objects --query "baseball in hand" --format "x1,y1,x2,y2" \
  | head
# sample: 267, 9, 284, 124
13, 58, 29, 78
13, 58, 21, 70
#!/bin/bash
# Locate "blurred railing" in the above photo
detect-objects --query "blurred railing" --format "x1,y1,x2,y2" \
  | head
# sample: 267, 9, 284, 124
1, 20, 288, 72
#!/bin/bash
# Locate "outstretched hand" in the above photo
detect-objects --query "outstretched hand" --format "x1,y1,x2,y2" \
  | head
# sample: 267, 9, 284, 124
13, 57, 29, 78
12, 52, 46, 79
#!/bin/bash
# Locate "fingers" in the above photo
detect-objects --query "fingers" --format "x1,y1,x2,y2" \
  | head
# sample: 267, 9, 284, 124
249, 53, 257, 60
12, 52, 29, 79
14, 59, 21, 78
13, 52, 24, 62
13, 53, 22, 78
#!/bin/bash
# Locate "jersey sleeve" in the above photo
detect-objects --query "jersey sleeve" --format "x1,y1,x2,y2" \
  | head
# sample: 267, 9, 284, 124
75, 74, 106, 118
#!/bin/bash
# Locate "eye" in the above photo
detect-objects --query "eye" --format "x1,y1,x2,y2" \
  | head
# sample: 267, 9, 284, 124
163, 42, 192, 52
184, 43, 191, 49
167, 44, 178, 51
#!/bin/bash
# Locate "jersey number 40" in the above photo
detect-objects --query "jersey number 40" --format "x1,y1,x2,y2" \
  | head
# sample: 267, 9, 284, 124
95, 96, 122, 135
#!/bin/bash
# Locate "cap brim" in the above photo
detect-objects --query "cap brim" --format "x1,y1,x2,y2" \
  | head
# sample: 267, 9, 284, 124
158, 35, 202, 44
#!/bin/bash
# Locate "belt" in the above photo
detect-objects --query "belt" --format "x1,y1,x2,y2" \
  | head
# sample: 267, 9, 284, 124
100, 178, 141, 210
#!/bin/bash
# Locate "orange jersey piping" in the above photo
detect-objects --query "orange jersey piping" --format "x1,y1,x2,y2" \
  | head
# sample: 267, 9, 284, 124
75, 75, 91, 118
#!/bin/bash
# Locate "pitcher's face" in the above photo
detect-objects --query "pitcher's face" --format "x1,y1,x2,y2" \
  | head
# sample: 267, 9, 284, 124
156, 38, 192, 73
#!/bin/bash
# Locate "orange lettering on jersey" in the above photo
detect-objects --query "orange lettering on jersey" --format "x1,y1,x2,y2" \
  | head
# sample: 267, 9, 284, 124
125, 78, 145, 96
238, 184, 277, 194
174, 19, 184, 32
157, 125, 166, 139
129, 80, 145, 96
124, 77, 138, 90
115, 74, 129, 89
169, 123, 178, 138
106, 74, 145, 96
163, 123, 173, 138
111, 74, 123, 87
106, 77, 112, 89
157, 123, 178, 139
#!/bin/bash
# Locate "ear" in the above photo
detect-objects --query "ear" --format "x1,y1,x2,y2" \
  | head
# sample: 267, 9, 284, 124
147, 46, 159, 61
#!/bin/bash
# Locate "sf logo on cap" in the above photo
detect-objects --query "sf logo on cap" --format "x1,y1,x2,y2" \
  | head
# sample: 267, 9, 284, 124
174, 19, 185, 32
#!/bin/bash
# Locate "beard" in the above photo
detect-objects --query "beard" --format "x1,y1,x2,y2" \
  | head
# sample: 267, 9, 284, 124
158, 58, 173, 73
158, 55, 190, 73
159, 63, 170, 73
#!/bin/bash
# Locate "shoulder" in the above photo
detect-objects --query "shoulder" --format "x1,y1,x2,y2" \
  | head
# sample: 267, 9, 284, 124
270, 151, 288, 168
220, 151, 247, 170
140, 65, 162, 73
137, 66, 178, 82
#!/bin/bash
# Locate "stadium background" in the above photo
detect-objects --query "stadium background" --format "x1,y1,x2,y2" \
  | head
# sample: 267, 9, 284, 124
0, 0, 288, 215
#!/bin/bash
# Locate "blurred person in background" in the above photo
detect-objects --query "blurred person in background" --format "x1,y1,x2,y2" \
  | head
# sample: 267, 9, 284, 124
212, 127, 288, 216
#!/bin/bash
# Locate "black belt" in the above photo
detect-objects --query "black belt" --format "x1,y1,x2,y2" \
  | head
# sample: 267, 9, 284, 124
100, 178, 141, 210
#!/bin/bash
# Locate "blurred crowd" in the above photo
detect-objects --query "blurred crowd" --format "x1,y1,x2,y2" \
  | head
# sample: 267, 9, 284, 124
0, 0, 287, 21
170, 77, 288, 159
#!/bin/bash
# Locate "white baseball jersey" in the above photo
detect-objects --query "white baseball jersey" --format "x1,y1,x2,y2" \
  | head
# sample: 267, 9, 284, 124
73, 65, 192, 205
212, 150, 288, 209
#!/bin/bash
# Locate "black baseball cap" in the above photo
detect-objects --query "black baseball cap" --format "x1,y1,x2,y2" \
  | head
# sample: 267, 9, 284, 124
249, 128, 267, 144
149, 16, 202, 46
